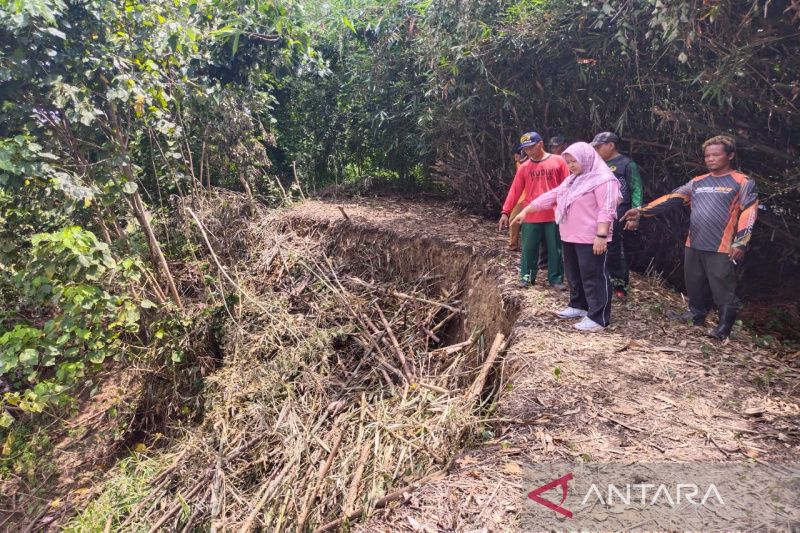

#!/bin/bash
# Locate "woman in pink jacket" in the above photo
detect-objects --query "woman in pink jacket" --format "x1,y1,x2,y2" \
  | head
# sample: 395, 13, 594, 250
513, 142, 621, 332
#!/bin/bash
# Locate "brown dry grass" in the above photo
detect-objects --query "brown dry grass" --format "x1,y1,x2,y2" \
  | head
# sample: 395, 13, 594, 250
29, 195, 799, 533
96, 192, 513, 532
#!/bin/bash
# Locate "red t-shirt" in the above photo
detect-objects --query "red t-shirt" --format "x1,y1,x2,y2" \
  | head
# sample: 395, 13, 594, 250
502, 155, 570, 223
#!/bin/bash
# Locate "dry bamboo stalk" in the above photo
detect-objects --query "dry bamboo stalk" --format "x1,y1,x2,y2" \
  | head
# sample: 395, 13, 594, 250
145, 474, 210, 533
432, 327, 484, 357
417, 382, 450, 395
142, 267, 168, 304
435, 339, 473, 355
330, 282, 396, 366
186, 207, 284, 319
142, 434, 266, 531
377, 366, 394, 388
297, 427, 346, 529
391, 290, 462, 314
344, 437, 373, 514
466, 333, 506, 403
238, 444, 305, 532
272, 487, 293, 532
430, 308, 461, 334
119, 449, 188, 529
376, 305, 414, 379
179, 486, 211, 533
353, 334, 404, 383
126, 477, 172, 528
344, 275, 464, 313
118, 471, 173, 529
146, 449, 190, 488
421, 325, 441, 343
313, 467, 450, 533
102, 515, 113, 533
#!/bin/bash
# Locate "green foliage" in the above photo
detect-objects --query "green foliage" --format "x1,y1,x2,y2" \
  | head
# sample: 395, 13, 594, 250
0, 135, 88, 260
0, 422, 54, 482
276, 0, 799, 216
0, 0, 319, 429
1, 226, 145, 421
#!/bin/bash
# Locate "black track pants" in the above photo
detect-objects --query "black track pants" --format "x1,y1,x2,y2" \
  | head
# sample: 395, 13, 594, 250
607, 218, 629, 289
563, 242, 613, 327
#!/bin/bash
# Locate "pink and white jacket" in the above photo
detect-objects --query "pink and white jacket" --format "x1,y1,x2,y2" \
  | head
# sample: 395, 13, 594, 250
527, 142, 621, 244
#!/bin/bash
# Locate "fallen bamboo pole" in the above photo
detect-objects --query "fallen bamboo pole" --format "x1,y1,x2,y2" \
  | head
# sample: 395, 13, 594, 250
376, 304, 414, 379
297, 427, 346, 529
466, 333, 506, 403
312, 467, 450, 533
344, 275, 464, 314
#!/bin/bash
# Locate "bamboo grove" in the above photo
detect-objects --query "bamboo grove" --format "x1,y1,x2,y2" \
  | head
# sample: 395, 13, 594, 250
0, 0, 798, 452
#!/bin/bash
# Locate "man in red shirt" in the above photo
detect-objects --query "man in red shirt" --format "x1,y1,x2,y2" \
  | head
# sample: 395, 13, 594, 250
499, 131, 570, 289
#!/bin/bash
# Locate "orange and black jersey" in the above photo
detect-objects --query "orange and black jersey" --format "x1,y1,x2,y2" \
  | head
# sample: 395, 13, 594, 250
641, 171, 758, 254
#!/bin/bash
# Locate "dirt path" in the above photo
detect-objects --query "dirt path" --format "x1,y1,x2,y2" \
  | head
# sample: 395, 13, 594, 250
289, 198, 800, 532
5, 196, 796, 532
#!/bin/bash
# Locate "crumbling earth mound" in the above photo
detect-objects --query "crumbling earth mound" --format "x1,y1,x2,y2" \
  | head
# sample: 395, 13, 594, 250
23, 195, 798, 532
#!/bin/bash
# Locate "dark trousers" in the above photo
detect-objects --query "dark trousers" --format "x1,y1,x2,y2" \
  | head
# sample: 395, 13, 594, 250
684, 247, 740, 314
520, 222, 563, 284
607, 218, 629, 289
563, 242, 613, 326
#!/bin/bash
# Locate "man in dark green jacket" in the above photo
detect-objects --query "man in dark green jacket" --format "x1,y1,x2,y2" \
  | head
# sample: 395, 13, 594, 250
591, 132, 643, 299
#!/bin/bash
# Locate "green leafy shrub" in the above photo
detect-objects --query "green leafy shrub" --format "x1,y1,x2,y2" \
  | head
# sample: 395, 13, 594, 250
1, 226, 145, 425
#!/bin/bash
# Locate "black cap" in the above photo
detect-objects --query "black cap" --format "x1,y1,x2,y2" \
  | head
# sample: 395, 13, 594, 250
548, 135, 567, 147
590, 132, 620, 146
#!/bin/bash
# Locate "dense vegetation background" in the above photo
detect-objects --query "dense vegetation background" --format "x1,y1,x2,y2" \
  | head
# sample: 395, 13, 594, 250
1, 0, 798, 474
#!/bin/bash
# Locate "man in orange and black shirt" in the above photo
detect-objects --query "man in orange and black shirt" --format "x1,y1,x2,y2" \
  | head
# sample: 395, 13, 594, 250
621, 136, 758, 339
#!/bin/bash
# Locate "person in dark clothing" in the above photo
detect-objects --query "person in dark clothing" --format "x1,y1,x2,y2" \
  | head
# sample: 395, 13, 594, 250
621, 135, 758, 340
507, 143, 530, 251
548, 135, 570, 156
537, 136, 570, 269
591, 132, 643, 299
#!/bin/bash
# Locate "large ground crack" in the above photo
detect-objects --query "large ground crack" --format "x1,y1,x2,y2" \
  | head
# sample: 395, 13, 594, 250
42, 196, 799, 532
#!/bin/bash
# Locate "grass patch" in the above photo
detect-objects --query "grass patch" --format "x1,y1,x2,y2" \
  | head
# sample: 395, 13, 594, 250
1, 422, 54, 485
64, 453, 167, 532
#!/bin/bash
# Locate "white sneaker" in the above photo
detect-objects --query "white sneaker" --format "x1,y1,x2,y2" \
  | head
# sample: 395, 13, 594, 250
574, 317, 605, 332
557, 307, 588, 319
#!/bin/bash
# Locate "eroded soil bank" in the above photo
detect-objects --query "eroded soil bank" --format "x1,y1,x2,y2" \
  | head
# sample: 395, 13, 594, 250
5, 197, 798, 532
287, 199, 800, 532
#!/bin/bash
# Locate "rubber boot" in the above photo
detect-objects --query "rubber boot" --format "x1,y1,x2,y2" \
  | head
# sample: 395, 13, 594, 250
708, 306, 738, 340
670, 308, 707, 326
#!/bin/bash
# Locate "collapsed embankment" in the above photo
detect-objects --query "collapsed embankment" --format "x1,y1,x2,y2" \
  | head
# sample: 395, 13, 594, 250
285, 209, 521, 351
57, 193, 527, 532
19, 195, 797, 533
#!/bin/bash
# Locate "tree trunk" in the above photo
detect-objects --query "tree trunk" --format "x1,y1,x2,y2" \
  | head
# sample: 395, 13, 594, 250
129, 191, 183, 310
238, 169, 256, 214
104, 100, 182, 309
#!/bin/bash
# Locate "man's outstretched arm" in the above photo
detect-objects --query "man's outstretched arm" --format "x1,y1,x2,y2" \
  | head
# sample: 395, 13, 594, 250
621, 179, 694, 229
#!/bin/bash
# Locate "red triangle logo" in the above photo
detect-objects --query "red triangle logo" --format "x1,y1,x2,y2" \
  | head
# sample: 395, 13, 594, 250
527, 473, 573, 518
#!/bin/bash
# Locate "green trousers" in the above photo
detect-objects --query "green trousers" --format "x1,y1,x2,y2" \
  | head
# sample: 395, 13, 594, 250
520, 222, 563, 284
